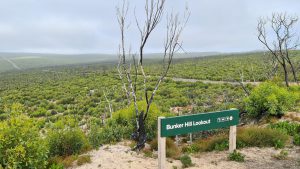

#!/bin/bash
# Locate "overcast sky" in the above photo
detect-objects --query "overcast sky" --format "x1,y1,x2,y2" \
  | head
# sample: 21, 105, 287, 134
0, 0, 299, 54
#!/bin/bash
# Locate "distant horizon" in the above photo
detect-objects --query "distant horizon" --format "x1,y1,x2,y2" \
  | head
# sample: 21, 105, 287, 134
0, 49, 270, 56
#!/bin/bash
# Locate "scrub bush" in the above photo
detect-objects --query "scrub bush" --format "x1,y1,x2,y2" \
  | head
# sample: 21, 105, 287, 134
180, 154, 193, 168
244, 82, 296, 118
0, 114, 49, 168
113, 101, 169, 139
228, 150, 245, 162
47, 128, 90, 157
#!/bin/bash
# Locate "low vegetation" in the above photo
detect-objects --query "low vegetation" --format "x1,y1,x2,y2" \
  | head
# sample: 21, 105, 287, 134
228, 150, 245, 162
0, 113, 48, 169
76, 155, 92, 166
269, 121, 300, 146
183, 127, 289, 153
272, 150, 289, 160
244, 82, 297, 118
180, 154, 193, 168
0, 51, 299, 168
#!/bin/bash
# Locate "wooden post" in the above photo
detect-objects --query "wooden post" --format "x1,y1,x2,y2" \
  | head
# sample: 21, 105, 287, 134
229, 125, 237, 152
158, 117, 166, 169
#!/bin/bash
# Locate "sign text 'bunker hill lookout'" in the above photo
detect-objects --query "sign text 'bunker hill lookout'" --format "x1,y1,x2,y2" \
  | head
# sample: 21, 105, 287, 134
161, 109, 239, 137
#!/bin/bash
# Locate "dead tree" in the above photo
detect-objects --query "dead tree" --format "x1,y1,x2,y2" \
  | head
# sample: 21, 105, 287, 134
237, 68, 250, 96
261, 51, 279, 80
116, 0, 189, 150
102, 87, 114, 119
257, 13, 299, 87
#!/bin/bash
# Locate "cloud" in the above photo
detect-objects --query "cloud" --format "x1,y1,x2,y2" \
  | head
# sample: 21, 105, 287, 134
0, 0, 299, 54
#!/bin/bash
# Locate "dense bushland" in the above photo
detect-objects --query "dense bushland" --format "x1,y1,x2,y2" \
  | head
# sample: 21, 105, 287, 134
0, 52, 299, 168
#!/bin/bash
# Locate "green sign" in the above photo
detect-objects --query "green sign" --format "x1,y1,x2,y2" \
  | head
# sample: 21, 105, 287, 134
160, 109, 239, 137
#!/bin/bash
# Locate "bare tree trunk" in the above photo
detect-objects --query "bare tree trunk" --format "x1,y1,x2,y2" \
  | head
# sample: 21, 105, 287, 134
283, 62, 290, 87
287, 59, 298, 83
116, 0, 189, 150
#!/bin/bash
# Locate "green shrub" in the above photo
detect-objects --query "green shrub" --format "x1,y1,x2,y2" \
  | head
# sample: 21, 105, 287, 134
113, 101, 169, 139
269, 121, 300, 146
214, 140, 229, 151
228, 150, 245, 162
187, 127, 289, 153
237, 127, 289, 148
180, 154, 193, 168
294, 134, 300, 146
244, 82, 296, 118
88, 125, 103, 148
96, 120, 133, 144
47, 128, 90, 157
200, 134, 228, 152
181, 144, 201, 153
0, 114, 49, 168
269, 121, 300, 136
182, 134, 229, 153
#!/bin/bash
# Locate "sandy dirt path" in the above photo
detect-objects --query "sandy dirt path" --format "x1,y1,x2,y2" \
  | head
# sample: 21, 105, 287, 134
71, 143, 300, 169
1, 56, 21, 70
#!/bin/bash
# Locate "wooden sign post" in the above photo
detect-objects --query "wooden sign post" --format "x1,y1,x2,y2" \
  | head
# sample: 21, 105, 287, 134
158, 109, 239, 169
158, 117, 166, 169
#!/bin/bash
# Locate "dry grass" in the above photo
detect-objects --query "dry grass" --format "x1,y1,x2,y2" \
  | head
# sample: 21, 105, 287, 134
150, 138, 181, 159
49, 155, 78, 168
77, 155, 92, 166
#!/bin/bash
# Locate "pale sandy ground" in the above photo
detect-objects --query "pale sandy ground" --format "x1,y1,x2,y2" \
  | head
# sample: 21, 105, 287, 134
71, 143, 300, 169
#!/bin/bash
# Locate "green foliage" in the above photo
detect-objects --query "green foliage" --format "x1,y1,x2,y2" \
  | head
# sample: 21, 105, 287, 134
180, 154, 193, 168
237, 127, 289, 148
269, 121, 300, 146
228, 150, 245, 162
244, 82, 297, 118
294, 134, 300, 146
181, 144, 201, 154
0, 52, 299, 167
0, 114, 48, 169
269, 121, 300, 136
113, 101, 166, 139
182, 134, 229, 153
186, 127, 289, 153
214, 140, 229, 151
88, 125, 103, 148
48, 163, 65, 169
95, 120, 133, 144
47, 128, 90, 157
